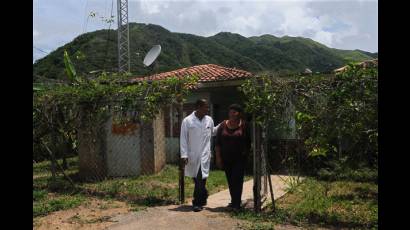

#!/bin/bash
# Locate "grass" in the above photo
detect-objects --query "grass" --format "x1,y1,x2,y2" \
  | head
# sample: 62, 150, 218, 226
33, 157, 78, 178
317, 167, 378, 183
33, 156, 241, 217
33, 191, 87, 217
80, 164, 231, 206
33, 157, 88, 217
232, 177, 378, 229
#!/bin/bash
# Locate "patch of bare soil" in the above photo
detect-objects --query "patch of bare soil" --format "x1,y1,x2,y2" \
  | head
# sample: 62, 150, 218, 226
34, 198, 131, 230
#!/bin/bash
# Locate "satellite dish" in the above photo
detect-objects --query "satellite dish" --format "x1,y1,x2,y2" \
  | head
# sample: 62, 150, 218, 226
143, 45, 161, 67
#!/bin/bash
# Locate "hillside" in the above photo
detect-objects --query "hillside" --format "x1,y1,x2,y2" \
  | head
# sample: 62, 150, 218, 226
33, 23, 377, 82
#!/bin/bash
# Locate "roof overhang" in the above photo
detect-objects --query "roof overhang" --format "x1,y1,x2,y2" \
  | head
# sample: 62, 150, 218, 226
196, 79, 248, 89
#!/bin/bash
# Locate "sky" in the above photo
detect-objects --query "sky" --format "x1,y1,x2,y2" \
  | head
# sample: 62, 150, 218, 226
33, 0, 378, 62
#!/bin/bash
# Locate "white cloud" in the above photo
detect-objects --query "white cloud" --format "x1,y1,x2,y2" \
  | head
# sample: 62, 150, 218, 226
140, 1, 162, 14
313, 31, 334, 47
33, 0, 378, 62
278, 3, 320, 36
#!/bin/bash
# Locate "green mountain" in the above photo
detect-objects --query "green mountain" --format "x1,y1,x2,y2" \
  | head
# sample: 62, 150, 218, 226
33, 23, 377, 82
355, 50, 378, 59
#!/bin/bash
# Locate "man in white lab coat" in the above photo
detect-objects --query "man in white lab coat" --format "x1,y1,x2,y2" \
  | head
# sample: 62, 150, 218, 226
180, 99, 220, 212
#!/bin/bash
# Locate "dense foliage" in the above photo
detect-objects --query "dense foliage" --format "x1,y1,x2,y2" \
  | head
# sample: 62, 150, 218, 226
33, 51, 198, 162
239, 63, 378, 174
33, 23, 376, 82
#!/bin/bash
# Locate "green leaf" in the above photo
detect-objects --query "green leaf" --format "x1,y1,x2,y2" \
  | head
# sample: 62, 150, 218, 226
74, 51, 86, 60
64, 50, 77, 83
309, 147, 327, 157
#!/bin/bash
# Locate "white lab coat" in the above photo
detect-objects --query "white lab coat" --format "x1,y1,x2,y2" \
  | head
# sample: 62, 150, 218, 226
180, 111, 219, 179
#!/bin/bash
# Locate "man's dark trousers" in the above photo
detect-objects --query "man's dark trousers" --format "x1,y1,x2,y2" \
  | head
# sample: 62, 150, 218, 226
192, 166, 208, 206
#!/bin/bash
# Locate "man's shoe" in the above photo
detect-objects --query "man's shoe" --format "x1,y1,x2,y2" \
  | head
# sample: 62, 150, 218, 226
193, 206, 202, 212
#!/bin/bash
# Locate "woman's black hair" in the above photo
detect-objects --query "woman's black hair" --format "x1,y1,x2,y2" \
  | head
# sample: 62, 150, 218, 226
228, 104, 243, 113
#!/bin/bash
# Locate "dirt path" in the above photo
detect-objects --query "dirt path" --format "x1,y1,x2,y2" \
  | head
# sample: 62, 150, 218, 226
34, 198, 131, 230
34, 175, 298, 230
107, 175, 296, 230
108, 204, 245, 230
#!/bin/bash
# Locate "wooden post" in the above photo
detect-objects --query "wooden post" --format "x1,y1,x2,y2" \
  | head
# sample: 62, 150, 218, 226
256, 122, 262, 212
62, 140, 70, 170
252, 114, 256, 211
264, 124, 275, 211
267, 173, 275, 211
178, 103, 185, 204
253, 114, 261, 212
170, 104, 173, 139
50, 130, 57, 180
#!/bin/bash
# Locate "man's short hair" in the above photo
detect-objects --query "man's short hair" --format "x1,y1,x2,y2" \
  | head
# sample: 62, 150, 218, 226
196, 99, 208, 108
228, 104, 243, 113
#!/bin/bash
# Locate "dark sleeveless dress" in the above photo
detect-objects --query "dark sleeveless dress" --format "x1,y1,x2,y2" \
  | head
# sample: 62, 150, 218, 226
215, 120, 251, 208
215, 120, 251, 164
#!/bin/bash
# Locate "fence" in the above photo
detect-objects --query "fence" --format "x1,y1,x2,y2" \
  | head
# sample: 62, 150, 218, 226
33, 101, 186, 203
251, 113, 305, 212
33, 100, 304, 212
250, 69, 378, 211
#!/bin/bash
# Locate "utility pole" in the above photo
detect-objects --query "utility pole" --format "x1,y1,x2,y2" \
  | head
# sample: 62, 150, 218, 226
117, 0, 130, 73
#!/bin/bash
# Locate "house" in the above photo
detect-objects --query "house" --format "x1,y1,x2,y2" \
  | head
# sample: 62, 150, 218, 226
77, 64, 255, 180
303, 68, 312, 75
130, 64, 255, 163
131, 64, 253, 120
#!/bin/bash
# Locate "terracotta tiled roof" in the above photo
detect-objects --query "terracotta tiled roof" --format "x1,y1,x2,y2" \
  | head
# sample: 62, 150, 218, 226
129, 64, 253, 84
334, 59, 378, 73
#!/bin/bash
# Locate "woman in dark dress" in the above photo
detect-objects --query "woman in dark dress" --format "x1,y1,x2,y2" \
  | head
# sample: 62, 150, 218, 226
215, 104, 251, 210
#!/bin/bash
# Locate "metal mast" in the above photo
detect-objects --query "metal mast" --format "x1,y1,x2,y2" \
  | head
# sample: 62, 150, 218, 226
117, 0, 130, 73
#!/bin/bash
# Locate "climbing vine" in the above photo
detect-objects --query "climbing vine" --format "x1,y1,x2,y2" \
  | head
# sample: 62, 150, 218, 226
239, 63, 378, 172
33, 51, 199, 162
